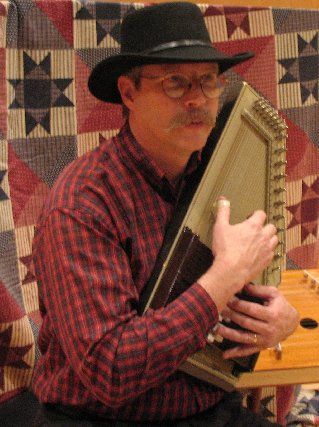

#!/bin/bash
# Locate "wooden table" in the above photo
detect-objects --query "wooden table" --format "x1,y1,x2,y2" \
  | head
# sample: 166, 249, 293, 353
237, 269, 319, 389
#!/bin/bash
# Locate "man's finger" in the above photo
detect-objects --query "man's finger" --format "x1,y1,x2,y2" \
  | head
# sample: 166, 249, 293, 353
223, 345, 260, 359
263, 223, 277, 237
244, 282, 278, 299
246, 209, 267, 225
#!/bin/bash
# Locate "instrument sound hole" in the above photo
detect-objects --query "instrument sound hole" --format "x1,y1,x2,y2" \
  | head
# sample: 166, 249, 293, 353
300, 317, 318, 329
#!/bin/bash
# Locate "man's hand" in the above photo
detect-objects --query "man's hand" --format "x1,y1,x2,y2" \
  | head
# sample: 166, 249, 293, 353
197, 198, 279, 311
216, 283, 299, 359
212, 198, 278, 286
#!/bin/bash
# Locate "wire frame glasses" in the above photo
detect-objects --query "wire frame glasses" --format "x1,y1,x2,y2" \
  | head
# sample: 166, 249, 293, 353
140, 72, 227, 99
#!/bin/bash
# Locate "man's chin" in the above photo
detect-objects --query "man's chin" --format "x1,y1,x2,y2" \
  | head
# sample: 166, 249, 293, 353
180, 125, 212, 143
181, 136, 209, 153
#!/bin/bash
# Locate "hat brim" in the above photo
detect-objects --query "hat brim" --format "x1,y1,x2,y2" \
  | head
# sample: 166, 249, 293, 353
88, 46, 254, 104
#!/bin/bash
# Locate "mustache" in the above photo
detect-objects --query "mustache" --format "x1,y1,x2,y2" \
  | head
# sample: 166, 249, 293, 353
165, 108, 216, 132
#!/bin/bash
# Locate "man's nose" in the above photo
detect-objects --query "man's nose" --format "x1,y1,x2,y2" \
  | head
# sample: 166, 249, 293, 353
183, 81, 207, 108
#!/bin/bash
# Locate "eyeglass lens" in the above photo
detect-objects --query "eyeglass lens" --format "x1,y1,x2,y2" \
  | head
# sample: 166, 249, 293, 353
162, 74, 225, 99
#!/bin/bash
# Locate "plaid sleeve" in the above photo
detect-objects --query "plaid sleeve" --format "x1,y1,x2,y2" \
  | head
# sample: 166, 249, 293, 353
34, 207, 219, 408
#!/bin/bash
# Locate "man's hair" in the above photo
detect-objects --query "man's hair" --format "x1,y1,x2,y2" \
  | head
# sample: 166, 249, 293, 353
121, 66, 143, 120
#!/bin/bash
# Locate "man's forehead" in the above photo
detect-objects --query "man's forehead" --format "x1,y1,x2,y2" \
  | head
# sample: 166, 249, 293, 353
141, 62, 219, 74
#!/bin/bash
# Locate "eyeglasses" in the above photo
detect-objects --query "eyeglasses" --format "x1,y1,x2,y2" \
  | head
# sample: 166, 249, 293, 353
139, 72, 227, 99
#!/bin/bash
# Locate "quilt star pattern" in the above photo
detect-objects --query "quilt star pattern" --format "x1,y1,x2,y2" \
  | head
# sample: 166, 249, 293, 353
0, 1, 318, 423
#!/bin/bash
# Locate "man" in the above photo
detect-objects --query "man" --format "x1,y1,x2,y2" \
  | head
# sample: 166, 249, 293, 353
32, 2, 298, 426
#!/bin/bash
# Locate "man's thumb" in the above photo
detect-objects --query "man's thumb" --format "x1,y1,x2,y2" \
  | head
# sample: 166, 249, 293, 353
214, 197, 231, 225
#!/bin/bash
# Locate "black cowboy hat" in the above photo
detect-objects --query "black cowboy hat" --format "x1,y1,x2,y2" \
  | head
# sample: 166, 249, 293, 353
88, 2, 254, 104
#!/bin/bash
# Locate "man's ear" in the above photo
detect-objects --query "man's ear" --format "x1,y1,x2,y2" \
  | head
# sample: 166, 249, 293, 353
117, 76, 135, 110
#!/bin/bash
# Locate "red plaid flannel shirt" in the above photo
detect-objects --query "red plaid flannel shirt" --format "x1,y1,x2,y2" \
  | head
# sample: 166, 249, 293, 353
32, 123, 223, 421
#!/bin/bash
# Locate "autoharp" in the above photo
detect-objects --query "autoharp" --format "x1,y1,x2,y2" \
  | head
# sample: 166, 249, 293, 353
139, 82, 288, 391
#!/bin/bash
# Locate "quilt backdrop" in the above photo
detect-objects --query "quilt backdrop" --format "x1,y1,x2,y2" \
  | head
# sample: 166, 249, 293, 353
0, 0, 318, 423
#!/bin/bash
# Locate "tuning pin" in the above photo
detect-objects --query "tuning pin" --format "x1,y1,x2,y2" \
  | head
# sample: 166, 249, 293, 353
277, 241, 285, 251
274, 160, 288, 167
274, 343, 282, 360
278, 122, 288, 130
302, 270, 319, 289
302, 271, 309, 283
274, 147, 287, 154
274, 187, 286, 194
275, 132, 286, 139
254, 100, 264, 111
274, 201, 286, 208
274, 117, 282, 125
274, 173, 287, 181
273, 214, 285, 221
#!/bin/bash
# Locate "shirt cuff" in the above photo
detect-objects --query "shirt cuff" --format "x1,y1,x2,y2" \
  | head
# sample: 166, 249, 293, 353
170, 282, 219, 346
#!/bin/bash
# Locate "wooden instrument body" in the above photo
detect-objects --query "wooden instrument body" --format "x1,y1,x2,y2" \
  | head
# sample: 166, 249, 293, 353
237, 269, 319, 388
140, 82, 288, 390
